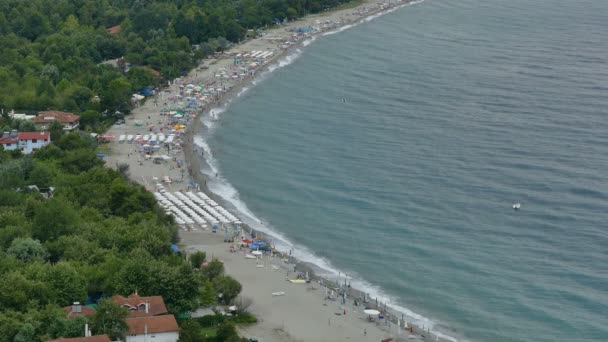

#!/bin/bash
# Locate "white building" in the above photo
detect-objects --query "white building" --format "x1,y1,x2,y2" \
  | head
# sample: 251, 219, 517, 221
125, 314, 179, 342
6, 109, 36, 121
0, 131, 51, 154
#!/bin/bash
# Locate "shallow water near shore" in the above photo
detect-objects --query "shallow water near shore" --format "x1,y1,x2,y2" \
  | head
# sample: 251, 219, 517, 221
198, 0, 608, 341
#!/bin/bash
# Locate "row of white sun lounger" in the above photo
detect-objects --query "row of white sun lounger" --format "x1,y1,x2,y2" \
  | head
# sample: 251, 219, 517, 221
237, 51, 274, 59
154, 185, 241, 226
119, 134, 176, 144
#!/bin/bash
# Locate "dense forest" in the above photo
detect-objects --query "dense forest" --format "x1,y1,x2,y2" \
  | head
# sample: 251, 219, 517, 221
0, 132, 247, 341
0, 0, 355, 121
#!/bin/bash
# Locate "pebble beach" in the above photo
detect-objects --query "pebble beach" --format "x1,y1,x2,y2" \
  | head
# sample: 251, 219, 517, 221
104, 1, 439, 341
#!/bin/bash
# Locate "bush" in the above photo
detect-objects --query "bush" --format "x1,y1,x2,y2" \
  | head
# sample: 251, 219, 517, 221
231, 312, 257, 324
194, 314, 225, 328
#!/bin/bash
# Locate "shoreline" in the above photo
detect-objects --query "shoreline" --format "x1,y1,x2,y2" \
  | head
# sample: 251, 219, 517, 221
106, 0, 458, 341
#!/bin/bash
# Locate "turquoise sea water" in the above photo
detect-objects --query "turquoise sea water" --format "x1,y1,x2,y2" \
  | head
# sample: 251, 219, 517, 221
197, 0, 608, 341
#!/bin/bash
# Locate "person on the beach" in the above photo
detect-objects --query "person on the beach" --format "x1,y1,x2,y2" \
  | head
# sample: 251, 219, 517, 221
364, 328, 367, 336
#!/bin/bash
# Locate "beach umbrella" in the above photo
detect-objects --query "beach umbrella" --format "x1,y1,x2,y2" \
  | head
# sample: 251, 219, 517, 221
251, 251, 263, 256
242, 238, 252, 244
364, 309, 380, 315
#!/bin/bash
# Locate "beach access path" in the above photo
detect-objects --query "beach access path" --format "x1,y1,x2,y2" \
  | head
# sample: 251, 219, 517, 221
105, 1, 426, 341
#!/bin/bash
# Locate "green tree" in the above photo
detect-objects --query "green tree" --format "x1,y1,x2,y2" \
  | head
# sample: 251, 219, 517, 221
199, 280, 216, 307
28, 162, 56, 188
32, 197, 79, 242
7, 238, 48, 263
127, 67, 155, 90
50, 315, 88, 338
0, 271, 50, 310
48, 120, 65, 142
33, 144, 63, 161
57, 132, 94, 151
61, 149, 104, 173
201, 258, 224, 281
45, 262, 87, 306
178, 319, 204, 342
13, 323, 35, 342
91, 299, 128, 341
16, 120, 37, 132
190, 251, 206, 269
215, 321, 239, 341
212, 275, 241, 305
101, 77, 132, 113
80, 110, 101, 130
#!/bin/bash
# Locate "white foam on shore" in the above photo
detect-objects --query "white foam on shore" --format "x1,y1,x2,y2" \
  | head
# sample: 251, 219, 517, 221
302, 36, 317, 46
266, 49, 303, 73
192, 1, 462, 340
195, 132, 453, 340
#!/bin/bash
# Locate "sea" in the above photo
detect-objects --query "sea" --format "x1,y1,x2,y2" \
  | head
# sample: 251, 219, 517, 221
194, 0, 608, 341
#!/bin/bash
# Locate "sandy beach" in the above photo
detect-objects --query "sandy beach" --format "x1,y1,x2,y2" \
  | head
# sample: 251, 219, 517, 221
104, 1, 440, 341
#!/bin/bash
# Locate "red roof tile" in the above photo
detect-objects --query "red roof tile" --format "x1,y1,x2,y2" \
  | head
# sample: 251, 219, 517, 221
126, 315, 179, 334
48, 335, 110, 342
0, 137, 17, 145
34, 111, 80, 124
106, 24, 122, 34
18, 131, 50, 140
112, 293, 168, 317
64, 304, 97, 318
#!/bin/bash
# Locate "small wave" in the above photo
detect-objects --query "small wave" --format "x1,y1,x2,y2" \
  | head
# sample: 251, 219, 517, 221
322, 23, 356, 36
302, 36, 317, 46
192, 1, 463, 340
267, 49, 303, 73
237, 86, 250, 97
196, 131, 448, 338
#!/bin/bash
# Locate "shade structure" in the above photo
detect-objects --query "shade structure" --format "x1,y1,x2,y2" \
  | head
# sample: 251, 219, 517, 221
364, 309, 380, 315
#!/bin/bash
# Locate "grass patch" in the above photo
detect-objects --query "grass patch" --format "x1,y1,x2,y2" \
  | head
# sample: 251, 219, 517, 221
200, 327, 217, 338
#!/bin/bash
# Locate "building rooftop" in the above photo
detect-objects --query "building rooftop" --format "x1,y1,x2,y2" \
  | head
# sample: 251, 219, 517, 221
106, 24, 122, 34
34, 111, 80, 123
64, 302, 97, 318
126, 315, 179, 334
112, 292, 168, 317
48, 335, 110, 342
18, 131, 50, 140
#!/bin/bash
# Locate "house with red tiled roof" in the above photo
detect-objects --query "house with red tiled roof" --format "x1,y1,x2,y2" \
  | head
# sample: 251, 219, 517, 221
64, 302, 96, 319
33, 111, 80, 131
126, 315, 179, 342
48, 335, 110, 342
0, 131, 51, 154
106, 24, 122, 34
112, 292, 168, 317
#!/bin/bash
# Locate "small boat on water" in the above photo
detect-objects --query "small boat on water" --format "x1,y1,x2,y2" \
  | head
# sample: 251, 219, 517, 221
513, 203, 521, 210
